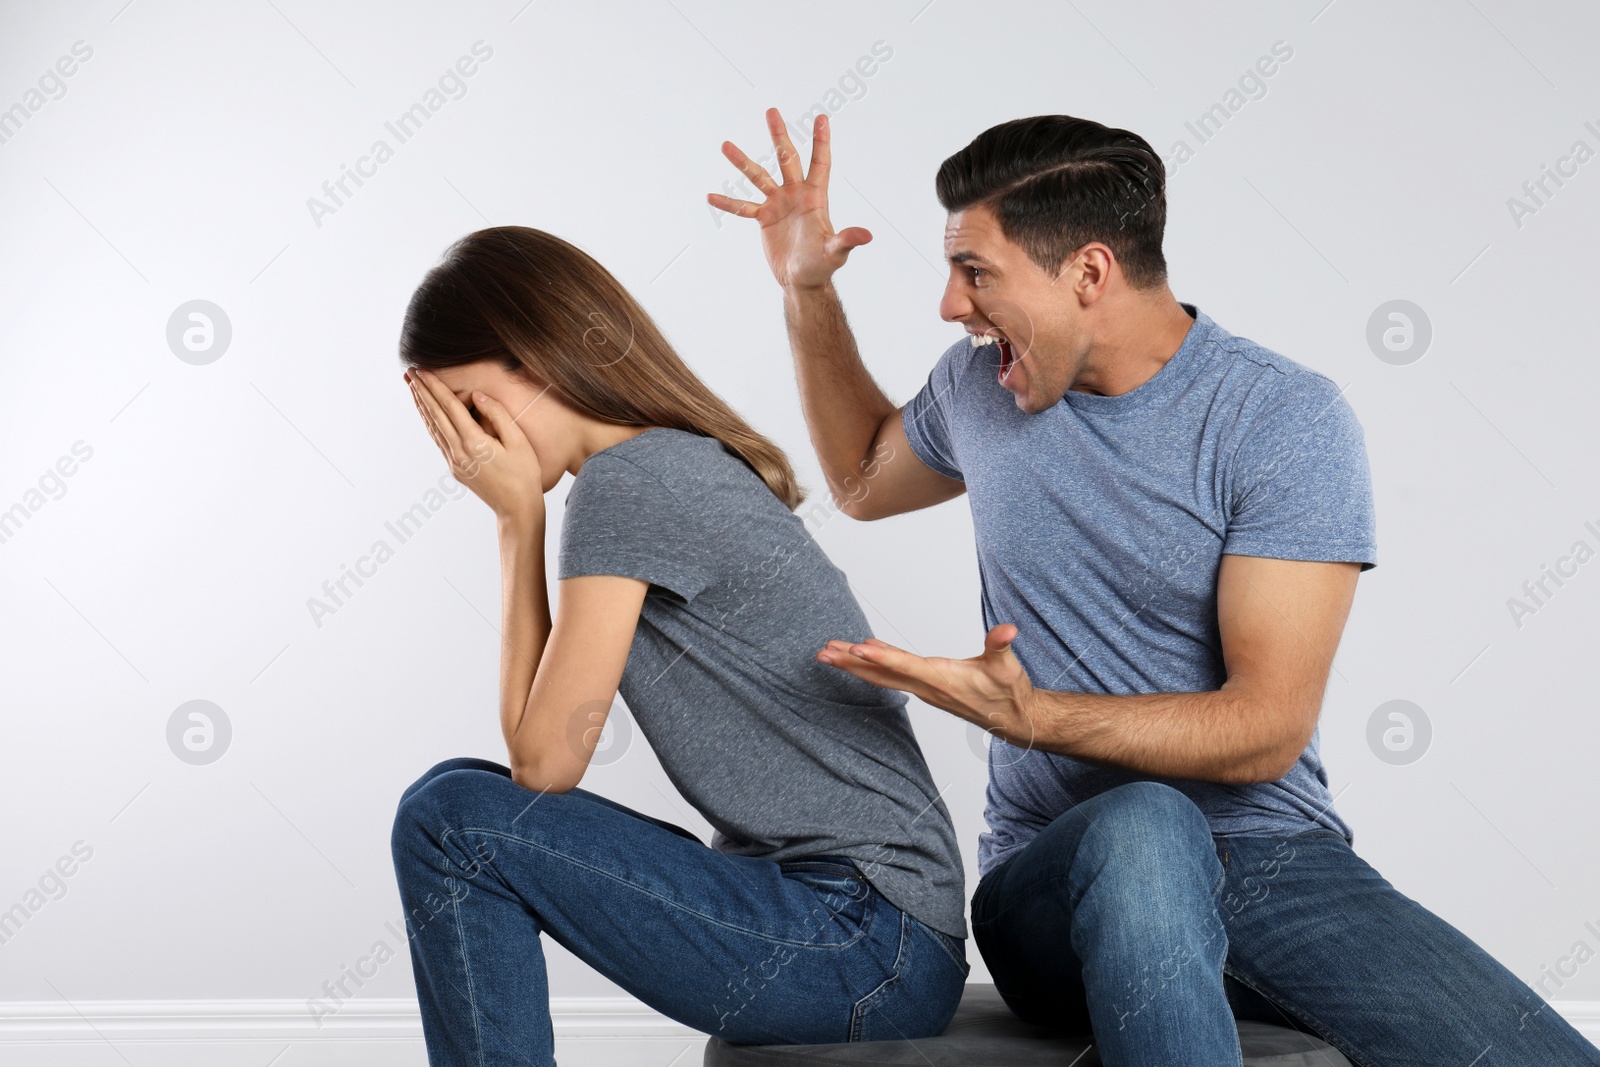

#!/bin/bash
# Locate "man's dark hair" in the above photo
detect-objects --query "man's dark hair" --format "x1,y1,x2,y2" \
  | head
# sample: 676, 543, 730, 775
936, 114, 1168, 290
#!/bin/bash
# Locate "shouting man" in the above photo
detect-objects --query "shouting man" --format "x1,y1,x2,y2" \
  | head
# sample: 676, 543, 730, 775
709, 108, 1600, 1066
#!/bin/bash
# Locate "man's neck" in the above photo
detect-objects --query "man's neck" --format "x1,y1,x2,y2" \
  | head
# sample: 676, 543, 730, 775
1067, 293, 1196, 398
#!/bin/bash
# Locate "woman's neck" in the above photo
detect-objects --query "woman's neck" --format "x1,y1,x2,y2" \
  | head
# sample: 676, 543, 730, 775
566, 421, 658, 477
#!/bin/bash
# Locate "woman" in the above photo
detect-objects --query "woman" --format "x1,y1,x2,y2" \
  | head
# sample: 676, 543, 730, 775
389, 225, 969, 1065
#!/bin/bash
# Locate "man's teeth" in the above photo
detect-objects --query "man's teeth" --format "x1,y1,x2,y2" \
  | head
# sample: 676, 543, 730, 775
971, 333, 999, 347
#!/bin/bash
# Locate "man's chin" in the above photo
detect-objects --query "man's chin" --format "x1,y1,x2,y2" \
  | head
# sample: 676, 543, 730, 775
1005, 380, 1055, 415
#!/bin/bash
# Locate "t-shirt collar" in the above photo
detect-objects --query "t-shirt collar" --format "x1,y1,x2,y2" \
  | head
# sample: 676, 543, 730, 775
1059, 302, 1214, 416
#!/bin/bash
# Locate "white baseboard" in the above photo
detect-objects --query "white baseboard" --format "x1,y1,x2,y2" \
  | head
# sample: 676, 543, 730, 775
1, 996, 1596, 1045
0, 996, 697, 1043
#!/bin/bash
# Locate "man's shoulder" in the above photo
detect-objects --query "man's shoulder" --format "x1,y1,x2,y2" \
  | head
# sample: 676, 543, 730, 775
925, 333, 988, 382
1198, 312, 1351, 421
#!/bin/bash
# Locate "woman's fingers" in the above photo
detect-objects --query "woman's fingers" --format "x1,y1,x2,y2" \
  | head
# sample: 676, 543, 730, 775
720, 139, 779, 195
423, 370, 486, 445
409, 375, 457, 448
468, 391, 524, 450
408, 378, 447, 452
410, 372, 474, 473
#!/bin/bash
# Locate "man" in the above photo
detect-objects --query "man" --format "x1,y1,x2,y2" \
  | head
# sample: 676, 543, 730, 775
709, 108, 1600, 1066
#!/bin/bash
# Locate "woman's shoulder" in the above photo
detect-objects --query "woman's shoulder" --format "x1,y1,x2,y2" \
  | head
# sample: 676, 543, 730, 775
586, 426, 717, 471
571, 428, 706, 493
592, 427, 772, 501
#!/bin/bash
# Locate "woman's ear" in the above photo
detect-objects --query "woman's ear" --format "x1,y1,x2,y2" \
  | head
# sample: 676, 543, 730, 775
502, 359, 547, 392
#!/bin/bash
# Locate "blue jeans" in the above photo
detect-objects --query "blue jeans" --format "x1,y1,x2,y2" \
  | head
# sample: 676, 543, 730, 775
389, 758, 969, 1065
972, 780, 1600, 1067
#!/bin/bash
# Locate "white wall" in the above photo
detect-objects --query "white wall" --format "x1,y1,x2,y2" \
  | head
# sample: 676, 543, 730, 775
3, 0, 1598, 1019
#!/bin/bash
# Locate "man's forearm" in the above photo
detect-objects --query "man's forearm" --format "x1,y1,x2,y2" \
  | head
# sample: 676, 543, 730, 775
781, 282, 895, 499
1016, 686, 1303, 786
496, 510, 553, 751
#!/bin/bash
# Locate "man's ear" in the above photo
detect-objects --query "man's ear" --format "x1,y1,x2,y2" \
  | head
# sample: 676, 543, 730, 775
1061, 242, 1117, 298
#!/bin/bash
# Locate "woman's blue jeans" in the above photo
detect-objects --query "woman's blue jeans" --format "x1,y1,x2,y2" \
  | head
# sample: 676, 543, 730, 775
389, 757, 969, 1065
972, 780, 1600, 1067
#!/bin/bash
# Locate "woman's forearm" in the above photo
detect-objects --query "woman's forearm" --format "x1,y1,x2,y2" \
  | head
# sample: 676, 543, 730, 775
496, 508, 552, 751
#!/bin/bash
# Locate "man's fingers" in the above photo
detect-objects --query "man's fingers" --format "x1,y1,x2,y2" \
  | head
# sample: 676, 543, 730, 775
765, 107, 804, 184
825, 227, 874, 257
720, 140, 779, 196
806, 113, 830, 187
838, 639, 933, 680
706, 192, 760, 219
985, 624, 1020, 655
818, 650, 925, 697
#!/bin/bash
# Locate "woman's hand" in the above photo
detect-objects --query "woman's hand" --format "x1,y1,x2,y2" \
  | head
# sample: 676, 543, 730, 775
406, 367, 544, 524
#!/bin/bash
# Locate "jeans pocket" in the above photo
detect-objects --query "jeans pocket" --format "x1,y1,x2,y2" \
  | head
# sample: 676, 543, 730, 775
850, 912, 967, 1042
779, 857, 874, 944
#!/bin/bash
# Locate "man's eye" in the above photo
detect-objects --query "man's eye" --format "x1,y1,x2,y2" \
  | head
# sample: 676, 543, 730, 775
969, 267, 987, 281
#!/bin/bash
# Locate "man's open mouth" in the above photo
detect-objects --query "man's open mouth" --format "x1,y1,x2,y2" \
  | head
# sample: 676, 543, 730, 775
971, 331, 1018, 384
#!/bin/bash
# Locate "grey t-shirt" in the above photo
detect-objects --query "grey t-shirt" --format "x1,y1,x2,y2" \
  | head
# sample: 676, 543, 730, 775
901, 304, 1378, 879
556, 426, 967, 938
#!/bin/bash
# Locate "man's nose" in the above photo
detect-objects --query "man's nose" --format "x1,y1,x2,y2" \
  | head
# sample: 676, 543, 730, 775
939, 280, 972, 324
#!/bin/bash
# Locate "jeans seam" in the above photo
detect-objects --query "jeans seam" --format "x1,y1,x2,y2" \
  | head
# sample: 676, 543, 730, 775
921, 921, 966, 979
850, 908, 910, 1042
444, 874, 487, 1067
1221, 963, 1374, 1067
454, 827, 872, 950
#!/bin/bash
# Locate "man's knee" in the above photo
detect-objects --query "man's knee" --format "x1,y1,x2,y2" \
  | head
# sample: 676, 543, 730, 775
1088, 781, 1208, 835
1047, 782, 1219, 905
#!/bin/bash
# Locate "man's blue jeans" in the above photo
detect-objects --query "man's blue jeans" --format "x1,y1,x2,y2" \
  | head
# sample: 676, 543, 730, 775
971, 780, 1600, 1066
389, 758, 970, 1065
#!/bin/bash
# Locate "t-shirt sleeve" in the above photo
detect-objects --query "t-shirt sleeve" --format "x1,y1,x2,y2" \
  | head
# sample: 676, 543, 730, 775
557, 453, 717, 602
1222, 374, 1378, 572
899, 340, 969, 482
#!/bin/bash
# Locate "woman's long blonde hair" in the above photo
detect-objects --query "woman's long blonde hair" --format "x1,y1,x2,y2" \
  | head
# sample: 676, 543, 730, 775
399, 226, 806, 509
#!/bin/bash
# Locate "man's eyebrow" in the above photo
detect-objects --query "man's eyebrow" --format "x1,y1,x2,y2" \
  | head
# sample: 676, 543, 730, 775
947, 250, 992, 266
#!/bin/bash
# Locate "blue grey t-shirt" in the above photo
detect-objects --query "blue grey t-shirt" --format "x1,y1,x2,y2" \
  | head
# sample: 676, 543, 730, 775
900, 304, 1377, 879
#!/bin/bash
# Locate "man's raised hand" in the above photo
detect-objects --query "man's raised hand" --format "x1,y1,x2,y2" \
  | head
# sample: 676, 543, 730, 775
707, 108, 873, 291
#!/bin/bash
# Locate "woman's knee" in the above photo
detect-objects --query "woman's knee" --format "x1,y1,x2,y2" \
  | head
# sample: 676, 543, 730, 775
391, 758, 512, 855
399, 757, 510, 807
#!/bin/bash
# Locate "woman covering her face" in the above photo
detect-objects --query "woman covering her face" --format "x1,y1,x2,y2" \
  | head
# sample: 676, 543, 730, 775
390, 226, 969, 1066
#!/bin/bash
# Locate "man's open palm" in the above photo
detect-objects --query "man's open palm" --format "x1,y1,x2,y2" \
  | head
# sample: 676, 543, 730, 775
816, 624, 1040, 751
707, 108, 873, 290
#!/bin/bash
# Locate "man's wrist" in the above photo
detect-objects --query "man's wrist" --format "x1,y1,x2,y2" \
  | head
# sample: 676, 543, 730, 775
781, 278, 836, 302
1008, 687, 1061, 754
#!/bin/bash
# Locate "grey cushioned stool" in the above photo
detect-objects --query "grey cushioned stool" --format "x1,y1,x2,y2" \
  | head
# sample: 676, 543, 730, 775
703, 983, 1353, 1066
